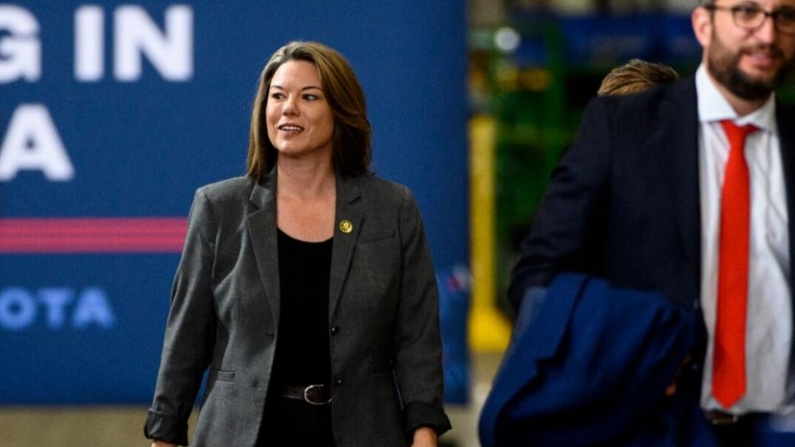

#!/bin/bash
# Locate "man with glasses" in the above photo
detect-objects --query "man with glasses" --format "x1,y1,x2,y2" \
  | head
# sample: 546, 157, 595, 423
509, 0, 795, 445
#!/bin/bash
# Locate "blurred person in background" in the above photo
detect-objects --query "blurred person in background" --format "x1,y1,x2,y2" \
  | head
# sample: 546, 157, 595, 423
597, 58, 681, 96
479, 58, 688, 447
144, 41, 450, 447
509, 0, 795, 445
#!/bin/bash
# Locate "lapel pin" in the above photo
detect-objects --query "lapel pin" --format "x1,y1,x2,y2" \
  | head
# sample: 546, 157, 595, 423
339, 220, 353, 234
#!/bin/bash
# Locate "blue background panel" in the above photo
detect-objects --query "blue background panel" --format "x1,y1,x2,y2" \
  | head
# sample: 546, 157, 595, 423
0, 0, 468, 404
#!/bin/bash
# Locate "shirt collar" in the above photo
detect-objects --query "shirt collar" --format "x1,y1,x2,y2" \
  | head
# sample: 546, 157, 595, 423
696, 64, 776, 133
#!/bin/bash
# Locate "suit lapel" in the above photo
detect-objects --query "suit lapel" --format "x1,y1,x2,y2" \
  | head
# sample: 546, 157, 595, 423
246, 171, 280, 326
329, 174, 363, 318
776, 102, 795, 289
670, 77, 703, 305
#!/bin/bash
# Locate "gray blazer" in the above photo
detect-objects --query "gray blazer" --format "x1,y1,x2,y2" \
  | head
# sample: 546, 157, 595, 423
144, 171, 450, 447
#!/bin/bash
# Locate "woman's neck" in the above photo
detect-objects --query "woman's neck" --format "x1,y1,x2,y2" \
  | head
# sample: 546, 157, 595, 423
275, 155, 337, 242
276, 155, 335, 199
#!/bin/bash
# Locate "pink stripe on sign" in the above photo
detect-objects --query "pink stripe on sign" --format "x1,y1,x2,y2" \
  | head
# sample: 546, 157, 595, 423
0, 218, 188, 253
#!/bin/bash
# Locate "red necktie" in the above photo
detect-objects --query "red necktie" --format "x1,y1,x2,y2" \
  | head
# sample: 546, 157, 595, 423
712, 120, 758, 408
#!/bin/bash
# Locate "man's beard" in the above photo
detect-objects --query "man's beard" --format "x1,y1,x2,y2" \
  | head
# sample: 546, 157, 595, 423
707, 32, 795, 101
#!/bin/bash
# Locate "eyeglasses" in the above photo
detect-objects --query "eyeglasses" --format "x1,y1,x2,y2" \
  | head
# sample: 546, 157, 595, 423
704, 3, 795, 34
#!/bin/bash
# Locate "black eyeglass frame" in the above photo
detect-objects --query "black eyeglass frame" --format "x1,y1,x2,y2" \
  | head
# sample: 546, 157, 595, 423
703, 3, 795, 34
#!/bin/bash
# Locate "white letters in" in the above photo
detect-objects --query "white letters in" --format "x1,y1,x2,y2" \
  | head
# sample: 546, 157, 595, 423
0, 288, 36, 330
39, 289, 74, 328
0, 287, 116, 330
0, 104, 74, 181
72, 288, 116, 329
0, 5, 41, 83
114, 5, 193, 81
74, 5, 105, 81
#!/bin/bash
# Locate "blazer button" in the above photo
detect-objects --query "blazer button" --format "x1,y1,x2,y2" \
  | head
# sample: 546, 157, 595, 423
330, 325, 339, 335
335, 377, 344, 385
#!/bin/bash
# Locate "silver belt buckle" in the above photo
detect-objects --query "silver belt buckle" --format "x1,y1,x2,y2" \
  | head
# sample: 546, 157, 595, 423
303, 384, 332, 405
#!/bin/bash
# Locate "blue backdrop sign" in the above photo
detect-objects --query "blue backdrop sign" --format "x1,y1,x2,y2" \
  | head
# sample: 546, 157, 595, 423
0, 1, 468, 404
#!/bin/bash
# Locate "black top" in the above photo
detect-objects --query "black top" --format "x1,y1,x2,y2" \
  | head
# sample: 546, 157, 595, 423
271, 228, 333, 386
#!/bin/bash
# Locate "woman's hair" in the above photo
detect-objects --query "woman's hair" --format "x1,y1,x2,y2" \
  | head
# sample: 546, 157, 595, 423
597, 59, 680, 97
246, 41, 372, 182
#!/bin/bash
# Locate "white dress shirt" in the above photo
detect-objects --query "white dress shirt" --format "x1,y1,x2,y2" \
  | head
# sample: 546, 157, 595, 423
696, 65, 794, 413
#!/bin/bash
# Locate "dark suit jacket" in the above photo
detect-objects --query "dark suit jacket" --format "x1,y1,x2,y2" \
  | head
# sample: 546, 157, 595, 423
144, 171, 450, 447
506, 75, 795, 443
510, 75, 795, 311
479, 273, 718, 447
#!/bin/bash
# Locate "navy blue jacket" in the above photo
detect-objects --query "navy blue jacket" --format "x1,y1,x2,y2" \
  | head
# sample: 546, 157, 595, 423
479, 273, 719, 447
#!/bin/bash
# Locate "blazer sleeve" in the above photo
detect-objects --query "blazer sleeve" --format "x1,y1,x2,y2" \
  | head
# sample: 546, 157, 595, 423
508, 96, 613, 311
391, 187, 452, 436
144, 189, 218, 445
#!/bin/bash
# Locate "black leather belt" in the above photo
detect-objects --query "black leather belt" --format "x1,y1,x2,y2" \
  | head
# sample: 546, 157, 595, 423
280, 384, 332, 405
704, 410, 742, 425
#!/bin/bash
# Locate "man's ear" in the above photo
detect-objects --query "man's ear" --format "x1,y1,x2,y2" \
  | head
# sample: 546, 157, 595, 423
692, 7, 713, 48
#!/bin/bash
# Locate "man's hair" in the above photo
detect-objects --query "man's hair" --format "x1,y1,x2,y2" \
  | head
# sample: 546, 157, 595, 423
597, 59, 681, 96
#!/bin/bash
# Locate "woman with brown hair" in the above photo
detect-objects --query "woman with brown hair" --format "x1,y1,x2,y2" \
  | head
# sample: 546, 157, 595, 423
144, 41, 450, 447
